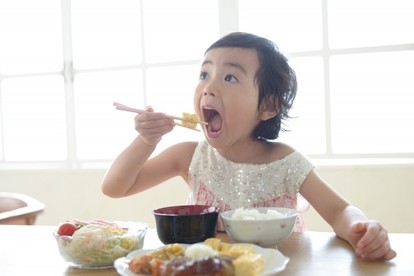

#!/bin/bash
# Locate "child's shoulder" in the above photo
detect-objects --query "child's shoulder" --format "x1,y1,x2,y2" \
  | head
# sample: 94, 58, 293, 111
265, 142, 313, 171
265, 141, 297, 162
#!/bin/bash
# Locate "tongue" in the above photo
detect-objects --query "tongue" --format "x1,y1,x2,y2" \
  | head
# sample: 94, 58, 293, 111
209, 113, 222, 132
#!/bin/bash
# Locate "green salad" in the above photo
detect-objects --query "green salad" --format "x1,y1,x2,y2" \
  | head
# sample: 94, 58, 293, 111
55, 221, 146, 268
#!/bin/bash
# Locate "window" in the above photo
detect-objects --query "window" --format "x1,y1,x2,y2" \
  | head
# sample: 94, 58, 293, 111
0, 0, 413, 169
238, 0, 414, 158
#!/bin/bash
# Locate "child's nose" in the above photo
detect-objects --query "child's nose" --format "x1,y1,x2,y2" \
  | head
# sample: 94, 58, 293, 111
203, 84, 217, 97
203, 90, 216, 96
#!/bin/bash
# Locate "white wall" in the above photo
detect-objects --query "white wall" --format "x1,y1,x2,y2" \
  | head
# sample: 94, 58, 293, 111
1, 164, 413, 233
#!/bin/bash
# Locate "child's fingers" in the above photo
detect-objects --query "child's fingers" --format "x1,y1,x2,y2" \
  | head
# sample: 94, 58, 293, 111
351, 221, 396, 261
383, 248, 397, 260
359, 244, 396, 261
347, 221, 366, 248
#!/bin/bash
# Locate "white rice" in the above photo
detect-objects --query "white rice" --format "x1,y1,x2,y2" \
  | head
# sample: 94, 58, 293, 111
231, 208, 285, 220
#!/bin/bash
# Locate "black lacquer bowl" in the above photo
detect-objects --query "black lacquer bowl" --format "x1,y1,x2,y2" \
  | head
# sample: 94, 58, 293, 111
153, 205, 219, 244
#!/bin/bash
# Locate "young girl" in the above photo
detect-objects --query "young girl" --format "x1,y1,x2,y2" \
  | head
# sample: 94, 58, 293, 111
102, 32, 396, 261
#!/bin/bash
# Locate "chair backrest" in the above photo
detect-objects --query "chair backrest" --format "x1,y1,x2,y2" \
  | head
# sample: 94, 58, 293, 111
0, 192, 45, 225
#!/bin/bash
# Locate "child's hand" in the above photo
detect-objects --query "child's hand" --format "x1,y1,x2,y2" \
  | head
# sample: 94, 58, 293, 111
134, 106, 174, 146
347, 221, 397, 261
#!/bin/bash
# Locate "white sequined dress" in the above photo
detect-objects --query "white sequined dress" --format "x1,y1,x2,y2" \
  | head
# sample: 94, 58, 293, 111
187, 140, 315, 232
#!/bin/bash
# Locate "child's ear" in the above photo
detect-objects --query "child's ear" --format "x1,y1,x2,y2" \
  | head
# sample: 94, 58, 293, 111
258, 100, 279, 121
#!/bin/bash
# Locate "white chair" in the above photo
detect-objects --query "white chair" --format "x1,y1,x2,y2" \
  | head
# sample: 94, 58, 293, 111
0, 192, 45, 225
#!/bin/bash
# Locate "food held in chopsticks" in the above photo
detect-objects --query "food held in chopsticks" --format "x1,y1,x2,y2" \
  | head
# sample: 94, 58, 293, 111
113, 102, 206, 132
181, 112, 200, 129
128, 238, 265, 276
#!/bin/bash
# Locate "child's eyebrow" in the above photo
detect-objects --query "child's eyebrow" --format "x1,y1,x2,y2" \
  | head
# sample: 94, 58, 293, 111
201, 60, 247, 75
224, 62, 247, 75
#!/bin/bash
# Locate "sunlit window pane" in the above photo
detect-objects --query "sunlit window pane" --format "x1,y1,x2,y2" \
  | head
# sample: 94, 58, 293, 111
239, 0, 323, 53
146, 65, 198, 114
146, 64, 203, 152
1, 75, 66, 161
0, 0, 62, 74
143, 0, 219, 63
0, 116, 3, 160
71, 0, 142, 69
74, 70, 144, 159
330, 51, 414, 153
328, 0, 414, 48
279, 57, 326, 154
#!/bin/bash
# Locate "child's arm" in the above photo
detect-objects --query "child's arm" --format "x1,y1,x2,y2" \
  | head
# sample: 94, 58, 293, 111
101, 107, 194, 198
300, 170, 396, 261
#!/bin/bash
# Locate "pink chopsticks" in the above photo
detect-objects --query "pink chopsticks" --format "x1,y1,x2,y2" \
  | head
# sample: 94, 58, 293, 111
113, 102, 206, 132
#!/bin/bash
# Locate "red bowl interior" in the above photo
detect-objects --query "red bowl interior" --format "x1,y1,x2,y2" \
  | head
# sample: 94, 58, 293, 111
153, 205, 218, 216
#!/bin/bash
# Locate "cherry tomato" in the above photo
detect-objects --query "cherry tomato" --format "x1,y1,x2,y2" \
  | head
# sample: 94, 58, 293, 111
57, 222, 78, 236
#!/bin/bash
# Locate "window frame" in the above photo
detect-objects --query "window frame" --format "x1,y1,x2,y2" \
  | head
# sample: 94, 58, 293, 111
0, 0, 413, 170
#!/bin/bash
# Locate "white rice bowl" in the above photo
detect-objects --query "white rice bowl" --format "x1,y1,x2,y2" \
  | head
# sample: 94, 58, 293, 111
220, 207, 298, 247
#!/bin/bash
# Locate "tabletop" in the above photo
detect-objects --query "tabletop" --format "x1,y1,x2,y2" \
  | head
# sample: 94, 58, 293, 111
0, 225, 412, 275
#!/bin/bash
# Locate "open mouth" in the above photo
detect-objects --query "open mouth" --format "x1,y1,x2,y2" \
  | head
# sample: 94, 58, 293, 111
203, 107, 223, 134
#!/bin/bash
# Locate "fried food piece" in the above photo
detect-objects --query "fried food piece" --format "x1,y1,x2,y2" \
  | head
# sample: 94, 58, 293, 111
128, 254, 162, 275
204, 238, 222, 251
221, 244, 255, 259
204, 238, 255, 258
128, 244, 185, 275
128, 254, 152, 274
233, 253, 265, 276
149, 243, 185, 260
182, 112, 199, 129
203, 238, 265, 276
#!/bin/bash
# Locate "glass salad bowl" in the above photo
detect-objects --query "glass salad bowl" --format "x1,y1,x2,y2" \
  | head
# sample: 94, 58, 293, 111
53, 220, 147, 269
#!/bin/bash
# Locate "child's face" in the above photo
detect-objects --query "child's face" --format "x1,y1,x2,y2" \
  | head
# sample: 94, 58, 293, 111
194, 47, 263, 149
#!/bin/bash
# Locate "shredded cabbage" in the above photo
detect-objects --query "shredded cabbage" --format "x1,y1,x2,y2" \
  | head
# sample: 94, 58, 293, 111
57, 223, 145, 267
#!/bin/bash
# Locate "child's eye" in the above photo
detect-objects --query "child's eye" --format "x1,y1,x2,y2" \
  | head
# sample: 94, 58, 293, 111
224, 74, 238, 83
199, 72, 208, 80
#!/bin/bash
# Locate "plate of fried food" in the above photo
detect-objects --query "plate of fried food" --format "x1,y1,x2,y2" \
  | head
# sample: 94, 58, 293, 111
114, 238, 289, 276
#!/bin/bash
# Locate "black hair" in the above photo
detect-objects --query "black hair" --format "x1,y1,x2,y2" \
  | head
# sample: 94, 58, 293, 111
205, 32, 297, 140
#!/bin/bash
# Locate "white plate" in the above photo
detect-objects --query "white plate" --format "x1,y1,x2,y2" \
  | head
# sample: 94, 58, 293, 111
114, 243, 289, 276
